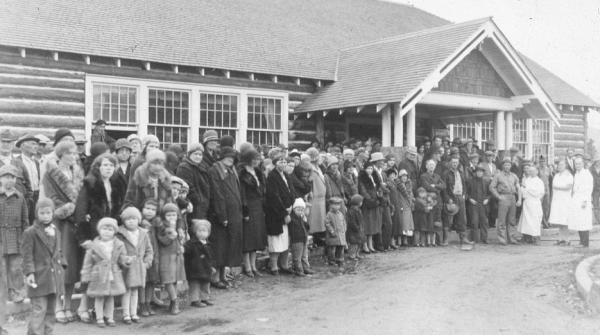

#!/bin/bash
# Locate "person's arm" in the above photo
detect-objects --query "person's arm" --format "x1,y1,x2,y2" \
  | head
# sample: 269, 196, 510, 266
489, 175, 501, 200
143, 233, 154, 269
515, 175, 522, 205
20, 229, 34, 277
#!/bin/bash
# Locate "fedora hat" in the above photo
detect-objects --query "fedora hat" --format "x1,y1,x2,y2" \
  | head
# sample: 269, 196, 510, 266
370, 152, 385, 162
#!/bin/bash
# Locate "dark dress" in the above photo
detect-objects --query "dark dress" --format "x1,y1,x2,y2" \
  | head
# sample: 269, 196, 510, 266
413, 197, 432, 232
207, 162, 243, 268
358, 171, 382, 235
264, 169, 295, 236
176, 157, 211, 220
239, 167, 267, 252
346, 207, 366, 245
419, 172, 446, 232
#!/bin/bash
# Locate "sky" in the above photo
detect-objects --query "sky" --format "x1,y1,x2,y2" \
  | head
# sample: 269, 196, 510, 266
390, 0, 600, 105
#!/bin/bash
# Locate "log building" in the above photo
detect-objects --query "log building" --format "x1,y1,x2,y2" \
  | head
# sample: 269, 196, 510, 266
0, 0, 597, 159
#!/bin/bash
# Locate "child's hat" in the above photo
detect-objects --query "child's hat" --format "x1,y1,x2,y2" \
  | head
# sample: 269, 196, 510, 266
162, 202, 179, 215
171, 176, 188, 189
120, 206, 142, 222
350, 194, 364, 207
293, 198, 306, 209
0, 164, 20, 178
146, 149, 166, 163
97, 217, 118, 232
416, 186, 427, 194
191, 219, 211, 234
328, 196, 344, 205
35, 197, 55, 212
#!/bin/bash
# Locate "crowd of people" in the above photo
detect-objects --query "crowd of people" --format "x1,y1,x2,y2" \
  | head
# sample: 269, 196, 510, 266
0, 121, 599, 334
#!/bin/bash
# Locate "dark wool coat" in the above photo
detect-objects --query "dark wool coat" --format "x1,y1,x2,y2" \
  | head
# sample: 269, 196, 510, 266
183, 237, 213, 282
346, 207, 366, 245
208, 162, 243, 267
74, 174, 122, 244
358, 170, 382, 235
0, 190, 28, 254
21, 221, 66, 298
42, 163, 84, 284
442, 168, 467, 203
288, 212, 309, 244
467, 176, 491, 203
123, 163, 173, 212
325, 170, 346, 203
265, 169, 295, 236
413, 197, 431, 232
176, 158, 211, 219
239, 167, 267, 252
342, 172, 359, 203
398, 158, 419, 193
156, 221, 186, 284
141, 217, 161, 284
116, 227, 153, 288
111, 162, 131, 207
80, 237, 128, 297
290, 166, 312, 198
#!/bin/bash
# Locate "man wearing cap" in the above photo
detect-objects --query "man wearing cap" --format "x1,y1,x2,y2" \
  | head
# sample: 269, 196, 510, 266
398, 146, 419, 193
442, 156, 473, 246
90, 119, 115, 146
202, 130, 220, 167
371, 152, 393, 251
490, 158, 522, 245
0, 130, 32, 204
15, 134, 41, 222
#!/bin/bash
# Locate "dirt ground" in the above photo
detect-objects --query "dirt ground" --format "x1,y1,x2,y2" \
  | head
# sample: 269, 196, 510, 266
6, 234, 600, 335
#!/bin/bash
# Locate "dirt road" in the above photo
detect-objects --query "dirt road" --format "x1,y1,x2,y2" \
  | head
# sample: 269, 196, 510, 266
7, 239, 600, 335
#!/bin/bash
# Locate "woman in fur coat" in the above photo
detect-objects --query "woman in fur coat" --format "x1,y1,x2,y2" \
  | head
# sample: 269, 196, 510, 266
358, 163, 382, 253
123, 149, 173, 212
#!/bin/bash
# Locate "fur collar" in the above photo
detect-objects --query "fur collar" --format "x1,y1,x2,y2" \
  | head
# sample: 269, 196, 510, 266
239, 166, 264, 188
46, 164, 84, 202
358, 170, 380, 189
89, 237, 125, 260
133, 163, 171, 190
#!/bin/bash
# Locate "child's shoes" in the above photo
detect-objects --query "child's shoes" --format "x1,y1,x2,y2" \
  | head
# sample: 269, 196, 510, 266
190, 301, 206, 308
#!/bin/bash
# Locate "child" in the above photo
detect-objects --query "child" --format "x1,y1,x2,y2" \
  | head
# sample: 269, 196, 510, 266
346, 194, 366, 261
413, 187, 432, 247
386, 169, 402, 249
288, 198, 311, 276
21, 198, 66, 335
80, 218, 131, 327
324, 197, 347, 266
467, 166, 490, 243
117, 207, 153, 324
156, 203, 186, 315
171, 176, 192, 238
139, 199, 161, 316
184, 219, 215, 307
0, 164, 28, 303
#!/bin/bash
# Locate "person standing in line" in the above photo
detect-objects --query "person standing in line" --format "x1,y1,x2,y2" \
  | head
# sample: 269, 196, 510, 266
590, 157, 600, 226
358, 162, 382, 253
490, 158, 522, 245
0, 129, 32, 206
442, 157, 473, 247
548, 160, 573, 245
15, 134, 41, 223
305, 147, 327, 244
567, 156, 594, 247
517, 166, 545, 244
467, 166, 490, 244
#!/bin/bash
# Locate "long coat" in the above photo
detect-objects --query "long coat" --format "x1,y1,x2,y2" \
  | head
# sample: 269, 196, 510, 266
568, 169, 594, 231
397, 180, 415, 233
208, 162, 243, 267
176, 157, 211, 219
398, 158, 419, 193
548, 171, 573, 226
141, 217, 161, 284
123, 163, 173, 212
346, 207, 366, 245
358, 170, 382, 235
265, 169, 295, 236
42, 163, 84, 284
325, 210, 347, 247
111, 162, 131, 207
80, 237, 128, 297
156, 221, 186, 284
0, 190, 28, 255
74, 174, 122, 244
342, 172, 359, 203
116, 226, 153, 288
308, 165, 327, 233
239, 167, 267, 252
21, 221, 66, 298
183, 237, 213, 282
518, 177, 545, 237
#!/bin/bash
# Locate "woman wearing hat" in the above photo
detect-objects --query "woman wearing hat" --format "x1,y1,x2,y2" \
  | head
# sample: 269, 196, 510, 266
123, 149, 173, 212
305, 147, 327, 240
324, 156, 346, 212
40, 141, 84, 323
176, 143, 211, 220
358, 162, 382, 253
238, 149, 267, 277
419, 159, 447, 245
130, 135, 161, 177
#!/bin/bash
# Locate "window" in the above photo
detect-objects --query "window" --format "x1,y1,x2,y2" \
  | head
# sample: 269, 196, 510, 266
199, 93, 238, 140
92, 84, 137, 126
247, 96, 282, 146
533, 119, 551, 160
480, 121, 495, 151
452, 122, 476, 141
148, 89, 190, 150
512, 119, 527, 155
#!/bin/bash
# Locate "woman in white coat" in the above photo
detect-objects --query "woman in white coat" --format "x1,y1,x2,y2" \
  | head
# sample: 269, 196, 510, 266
518, 166, 545, 244
305, 148, 327, 243
567, 156, 594, 247
548, 160, 574, 245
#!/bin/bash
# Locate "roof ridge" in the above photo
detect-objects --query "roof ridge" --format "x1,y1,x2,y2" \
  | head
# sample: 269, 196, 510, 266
340, 16, 491, 52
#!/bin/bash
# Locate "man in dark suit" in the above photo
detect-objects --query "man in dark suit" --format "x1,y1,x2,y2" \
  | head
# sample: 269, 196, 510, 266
15, 134, 40, 223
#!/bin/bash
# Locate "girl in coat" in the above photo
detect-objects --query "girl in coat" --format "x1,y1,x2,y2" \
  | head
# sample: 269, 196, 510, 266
342, 160, 359, 203
80, 218, 131, 328
413, 187, 433, 247
117, 207, 153, 324
288, 198, 311, 276
346, 194, 366, 261
386, 168, 403, 248
358, 163, 382, 253
21, 198, 66, 335
325, 197, 347, 266
397, 170, 415, 247
139, 199, 161, 316
184, 219, 215, 308
156, 203, 186, 315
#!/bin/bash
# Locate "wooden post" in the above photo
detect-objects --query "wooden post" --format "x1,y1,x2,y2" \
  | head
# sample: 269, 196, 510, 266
505, 111, 513, 149
406, 106, 416, 147
496, 111, 505, 150
315, 112, 325, 147
19, 48, 26, 58
393, 102, 403, 147
382, 106, 392, 147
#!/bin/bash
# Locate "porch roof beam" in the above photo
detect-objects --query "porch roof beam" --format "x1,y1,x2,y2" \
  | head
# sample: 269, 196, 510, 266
419, 92, 533, 111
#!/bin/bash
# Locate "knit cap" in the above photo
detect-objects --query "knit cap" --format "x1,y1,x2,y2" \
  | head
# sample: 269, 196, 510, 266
187, 142, 204, 155
350, 194, 364, 207
35, 197, 55, 213
293, 198, 306, 209
162, 203, 179, 215
146, 149, 166, 163
120, 207, 142, 222
142, 134, 160, 148
97, 217, 118, 232
191, 219, 211, 234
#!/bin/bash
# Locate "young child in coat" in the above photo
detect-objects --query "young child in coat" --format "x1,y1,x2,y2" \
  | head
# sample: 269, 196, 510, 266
0, 164, 28, 303
171, 176, 192, 238
413, 187, 434, 247
117, 207, 153, 324
156, 203, 186, 315
80, 218, 131, 327
21, 198, 65, 335
288, 198, 311, 276
139, 199, 161, 316
325, 197, 348, 266
346, 194, 366, 261
184, 219, 215, 308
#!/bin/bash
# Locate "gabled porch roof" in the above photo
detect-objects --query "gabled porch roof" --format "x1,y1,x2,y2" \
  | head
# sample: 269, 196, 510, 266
294, 18, 561, 125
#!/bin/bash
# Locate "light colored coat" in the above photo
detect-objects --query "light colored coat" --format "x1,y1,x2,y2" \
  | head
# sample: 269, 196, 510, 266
518, 177, 545, 236
80, 237, 128, 297
116, 227, 153, 288
308, 165, 327, 233
568, 169, 594, 231
325, 210, 347, 247
548, 171, 573, 226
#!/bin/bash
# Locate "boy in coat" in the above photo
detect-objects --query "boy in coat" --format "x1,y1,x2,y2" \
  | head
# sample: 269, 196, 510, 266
289, 198, 311, 276
184, 219, 215, 308
467, 166, 491, 243
325, 197, 347, 266
346, 194, 366, 260
21, 198, 66, 335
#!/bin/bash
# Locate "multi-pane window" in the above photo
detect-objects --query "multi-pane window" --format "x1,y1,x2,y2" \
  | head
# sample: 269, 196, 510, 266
92, 84, 137, 126
199, 93, 238, 141
247, 96, 282, 146
148, 89, 190, 150
533, 119, 551, 160
452, 122, 476, 141
480, 121, 495, 151
512, 119, 528, 155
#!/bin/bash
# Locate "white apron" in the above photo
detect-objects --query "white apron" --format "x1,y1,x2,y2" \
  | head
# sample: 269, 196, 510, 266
568, 169, 594, 231
548, 171, 574, 226
518, 177, 545, 236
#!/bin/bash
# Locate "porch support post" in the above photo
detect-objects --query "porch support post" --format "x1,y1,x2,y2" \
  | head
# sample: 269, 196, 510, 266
382, 106, 392, 147
495, 111, 505, 151
505, 111, 514, 149
393, 103, 403, 147
406, 106, 416, 147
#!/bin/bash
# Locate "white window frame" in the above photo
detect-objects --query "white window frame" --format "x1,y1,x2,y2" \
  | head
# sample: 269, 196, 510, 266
147, 87, 192, 150
85, 75, 289, 149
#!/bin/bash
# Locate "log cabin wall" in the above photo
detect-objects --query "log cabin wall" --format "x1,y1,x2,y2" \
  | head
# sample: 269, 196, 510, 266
553, 104, 587, 157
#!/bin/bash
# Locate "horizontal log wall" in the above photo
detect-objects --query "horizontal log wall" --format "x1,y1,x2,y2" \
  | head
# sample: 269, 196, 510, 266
553, 105, 587, 156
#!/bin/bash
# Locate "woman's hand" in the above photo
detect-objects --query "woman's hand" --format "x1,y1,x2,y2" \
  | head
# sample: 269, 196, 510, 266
284, 215, 291, 225
26, 274, 37, 288
81, 240, 93, 250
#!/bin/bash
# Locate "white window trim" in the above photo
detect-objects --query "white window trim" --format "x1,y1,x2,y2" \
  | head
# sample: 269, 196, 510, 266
85, 74, 289, 149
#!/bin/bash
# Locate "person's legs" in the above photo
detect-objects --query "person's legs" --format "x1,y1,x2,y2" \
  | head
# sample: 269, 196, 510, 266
165, 283, 179, 314
129, 288, 139, 320
104, 296, 115, 323
496, 198, 509, 244
301, 239, 311, 270
290, 242, 303, 273
558, 225, 570, 244
269, 253, 280, 272
480, 205, 489, 243
122, 289, 132, 320
28, 295, 48, 335
0, 256, 5, 333
199, 281, 211, 304
188, 280, 200, 303
6, 254, 24, 301
468, 203, 480, 243
94, 296, 105, 324
278, 249, 290, 270
242, 253, 251, 273
249, 251, 258, 272
45, 294, 56, 334
337, 246, 345, 263
506, 197, 520, 243
327, 246, 336, 264
593, 193, 600, 225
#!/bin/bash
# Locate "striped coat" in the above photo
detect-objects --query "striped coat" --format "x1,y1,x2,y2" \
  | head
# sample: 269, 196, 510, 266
0, 190, 29, 254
